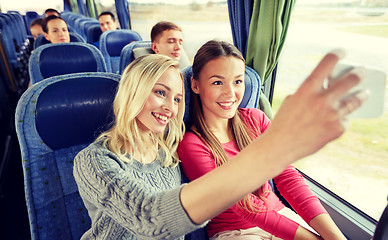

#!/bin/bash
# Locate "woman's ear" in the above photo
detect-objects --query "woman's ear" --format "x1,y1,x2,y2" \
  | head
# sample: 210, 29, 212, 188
191, 77, 200, 94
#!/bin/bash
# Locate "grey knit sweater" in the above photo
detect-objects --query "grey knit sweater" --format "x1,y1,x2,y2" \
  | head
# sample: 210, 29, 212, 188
73, 140, 205, 240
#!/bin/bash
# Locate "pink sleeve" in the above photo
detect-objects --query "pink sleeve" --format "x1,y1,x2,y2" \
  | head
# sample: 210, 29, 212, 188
239, 108, 271, 135
230, 196, 298, 240
178, 132, 217, 181
274, 165, 328, 224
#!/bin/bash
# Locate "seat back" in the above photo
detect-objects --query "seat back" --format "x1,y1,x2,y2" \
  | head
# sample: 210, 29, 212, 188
25, 11, 40, 35
33, 32, 86, 49
374, 204, 388, 240
181, 65, 260, 127
99, 29, 142, 73
86, 25, 103, 45
15, 72, 121, 240
29, 42, 107, 84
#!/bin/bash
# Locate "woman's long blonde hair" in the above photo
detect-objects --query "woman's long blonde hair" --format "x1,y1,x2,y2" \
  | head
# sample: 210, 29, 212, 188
191, 40, 268, 212
98, 54, 185, 167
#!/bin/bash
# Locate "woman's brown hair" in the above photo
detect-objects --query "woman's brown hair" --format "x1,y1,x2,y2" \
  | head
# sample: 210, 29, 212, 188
190, 40, 268, 212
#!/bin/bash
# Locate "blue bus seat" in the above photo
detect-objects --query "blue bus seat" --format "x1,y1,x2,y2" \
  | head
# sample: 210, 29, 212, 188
29, 42, 107, 84
119, 40, 152, 74
86, 24, 102, 44
80, 20, 99, 41
15, 72, 121, 240
99, 29, 142, 73
33, 32, 85, 49
373, 203, 388, 240
25, 11, 40, 35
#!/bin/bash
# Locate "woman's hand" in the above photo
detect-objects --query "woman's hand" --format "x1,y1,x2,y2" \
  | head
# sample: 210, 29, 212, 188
264, 49, 369, 165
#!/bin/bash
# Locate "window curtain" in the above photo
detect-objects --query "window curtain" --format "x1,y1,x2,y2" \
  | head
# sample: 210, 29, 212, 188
76, 0, 86, 15
246, 0, 295, 119
227, 0, 254, 59
115, 0, 131, 29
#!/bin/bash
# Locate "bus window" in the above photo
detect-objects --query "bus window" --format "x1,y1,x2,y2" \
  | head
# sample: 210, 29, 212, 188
273, 1, 388, 221
0, 0, 63, 14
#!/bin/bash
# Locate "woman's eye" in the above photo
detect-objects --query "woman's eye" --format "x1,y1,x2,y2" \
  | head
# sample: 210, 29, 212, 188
174, 97, 181, 103
213, 81, 222, 85
235, 80, 243, 84
156, 90, 165, 96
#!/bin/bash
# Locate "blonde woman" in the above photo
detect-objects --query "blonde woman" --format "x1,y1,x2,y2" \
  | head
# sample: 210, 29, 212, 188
74, 51, 367, 239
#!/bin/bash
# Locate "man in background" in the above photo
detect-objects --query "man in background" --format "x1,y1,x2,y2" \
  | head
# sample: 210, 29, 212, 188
44, 8, 60, 17
98, 11, 119, 33
150, 21, 183, 62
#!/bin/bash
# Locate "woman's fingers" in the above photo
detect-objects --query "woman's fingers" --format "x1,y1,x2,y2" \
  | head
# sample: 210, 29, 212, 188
301, 49, 345, 93
336, 89, 370, 117
268, 49, 369, 164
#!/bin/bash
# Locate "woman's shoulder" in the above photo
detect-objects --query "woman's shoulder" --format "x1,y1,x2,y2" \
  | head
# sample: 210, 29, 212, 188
180, 130, 201, 146
238, 107, 267, 120
75, 138, 113, 161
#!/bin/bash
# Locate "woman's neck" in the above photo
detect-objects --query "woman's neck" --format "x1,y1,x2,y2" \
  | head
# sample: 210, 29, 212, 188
133, 131, 158, 164
205, 118, 233, 144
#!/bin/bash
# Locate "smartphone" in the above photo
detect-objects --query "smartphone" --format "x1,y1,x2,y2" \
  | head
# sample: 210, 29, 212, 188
329, 63, 386, 118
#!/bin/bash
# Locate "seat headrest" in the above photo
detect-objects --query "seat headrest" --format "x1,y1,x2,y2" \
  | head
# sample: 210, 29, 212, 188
86, 25, 102, 43
105, 30, 142, 56
133, 47, 153, 59
35, 73, 120, 150
39, 44, 99, 79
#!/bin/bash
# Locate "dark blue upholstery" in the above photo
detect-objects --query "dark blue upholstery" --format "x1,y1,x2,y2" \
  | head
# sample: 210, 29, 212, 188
99, 29, 142, 73
15, 72, 121, 240
374, 204, 388, 240
25, 11, 40, 32
29, 42, 107, 84
86, 24, 102, 44
33, 32, 85, 49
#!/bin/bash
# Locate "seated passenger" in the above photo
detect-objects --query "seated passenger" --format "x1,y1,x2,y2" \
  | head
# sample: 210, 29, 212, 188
178, 40, 347, 240
44, 8, 60, 17
29, 18, 44, 40
151, 21, 183, 62
42, 15, 70, 44
99, 11, 119, 33
73, 48, 368, 238
93, 11, 120, 48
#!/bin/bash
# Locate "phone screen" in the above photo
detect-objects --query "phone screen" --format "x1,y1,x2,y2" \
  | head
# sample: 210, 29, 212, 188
330, 63, 386, 118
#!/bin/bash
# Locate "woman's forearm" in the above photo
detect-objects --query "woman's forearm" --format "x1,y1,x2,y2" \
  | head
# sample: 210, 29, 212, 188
309, 213, 346, 240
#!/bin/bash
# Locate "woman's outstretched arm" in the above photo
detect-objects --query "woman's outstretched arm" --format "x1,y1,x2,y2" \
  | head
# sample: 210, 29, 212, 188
180, 50, 369, 224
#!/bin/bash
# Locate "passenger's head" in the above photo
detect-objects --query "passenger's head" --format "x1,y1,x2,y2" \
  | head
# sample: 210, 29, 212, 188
29, 18, 44, 39
98, 11, 119, 32
191, 40, 245, 122
44, 8, 60, 17
42, 15, 70, 43
150, 21, 183, 61
100, 54, 184, 167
